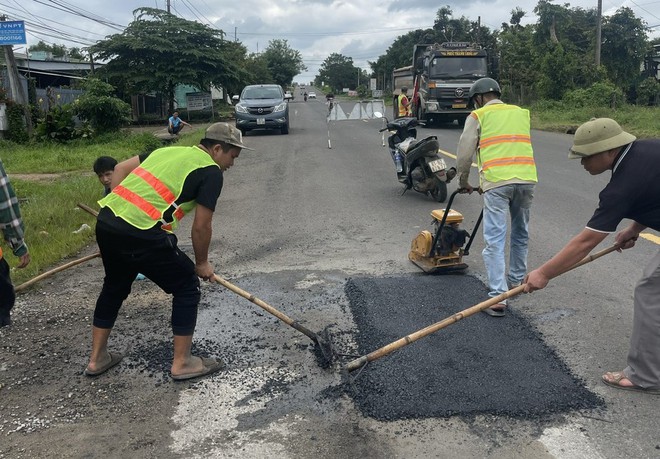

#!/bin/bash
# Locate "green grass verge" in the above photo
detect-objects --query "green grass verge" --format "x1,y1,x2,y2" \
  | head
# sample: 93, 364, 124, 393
530, 104, 660, 138
2, 128, 204, 285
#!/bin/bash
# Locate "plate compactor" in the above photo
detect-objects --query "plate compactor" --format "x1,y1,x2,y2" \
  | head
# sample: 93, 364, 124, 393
409, 189, 482, 274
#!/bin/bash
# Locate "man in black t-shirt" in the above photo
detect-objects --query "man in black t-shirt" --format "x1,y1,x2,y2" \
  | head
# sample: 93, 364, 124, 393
525, 118, 660, 395
84, 123, 253, 382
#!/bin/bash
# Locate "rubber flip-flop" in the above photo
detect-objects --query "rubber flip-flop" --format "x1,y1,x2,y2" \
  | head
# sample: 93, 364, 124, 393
172, 357, 225, 382
482, 307, 506, 317
84, 352, 124, 377
602, 371, 660, 395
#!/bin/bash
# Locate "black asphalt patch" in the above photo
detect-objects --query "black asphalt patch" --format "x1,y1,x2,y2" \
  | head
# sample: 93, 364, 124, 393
344, 275, 603, 420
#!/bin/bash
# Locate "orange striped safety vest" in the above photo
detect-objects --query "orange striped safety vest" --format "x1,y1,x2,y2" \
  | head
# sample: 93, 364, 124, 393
471, 103, 537, 184
99, 146, 219, 232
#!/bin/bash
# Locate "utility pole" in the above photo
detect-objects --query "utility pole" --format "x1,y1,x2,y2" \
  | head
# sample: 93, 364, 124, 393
595, 0, 602, 66
0, 15, 33, 136
167, 0, 171, 14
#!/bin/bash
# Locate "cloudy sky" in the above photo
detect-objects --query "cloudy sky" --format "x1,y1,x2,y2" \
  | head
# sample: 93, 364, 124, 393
3, 0, 659, 83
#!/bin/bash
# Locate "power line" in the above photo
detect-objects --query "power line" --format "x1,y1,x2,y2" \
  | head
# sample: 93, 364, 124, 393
628, 0, 660, 22
179, 0, 215, 29
32, 0, 124, 31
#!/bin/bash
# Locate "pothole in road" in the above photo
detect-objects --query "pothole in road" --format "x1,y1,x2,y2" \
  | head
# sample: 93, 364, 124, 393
344, 274, 604, 421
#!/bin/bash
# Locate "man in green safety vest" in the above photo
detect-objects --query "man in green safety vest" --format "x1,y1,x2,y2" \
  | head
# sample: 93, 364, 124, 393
84, 122, 252, 381
456, 78, 538, 317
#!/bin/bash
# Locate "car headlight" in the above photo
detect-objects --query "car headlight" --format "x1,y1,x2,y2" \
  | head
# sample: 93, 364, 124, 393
273, 102, 287, 113
235, 104, 248, 114
427, 102, 439, 111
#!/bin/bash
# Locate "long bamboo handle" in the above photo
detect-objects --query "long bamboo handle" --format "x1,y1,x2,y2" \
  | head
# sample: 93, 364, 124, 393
213, 274, 320, 343
345, 244, 621, 372
15, 252, 101, 292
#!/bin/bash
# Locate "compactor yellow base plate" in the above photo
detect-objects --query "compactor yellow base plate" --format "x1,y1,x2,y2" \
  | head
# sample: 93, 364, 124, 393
408, 230, 468, 274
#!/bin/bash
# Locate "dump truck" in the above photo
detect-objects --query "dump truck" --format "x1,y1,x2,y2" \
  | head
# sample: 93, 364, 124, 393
392, 42, 490, 126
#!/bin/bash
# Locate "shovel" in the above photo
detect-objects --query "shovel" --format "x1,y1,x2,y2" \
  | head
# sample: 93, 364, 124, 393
345, 243, 622, 372
214, 274, 335, 367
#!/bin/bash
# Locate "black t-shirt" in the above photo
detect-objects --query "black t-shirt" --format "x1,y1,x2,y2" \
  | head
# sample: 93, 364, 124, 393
586, 139, 660, 233
98, 151, 223, 239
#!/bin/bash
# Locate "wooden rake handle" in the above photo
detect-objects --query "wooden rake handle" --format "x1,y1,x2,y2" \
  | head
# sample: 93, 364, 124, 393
15, 252, 101, 292
345, 243, 622, 372
213, 274, 321, 344
77, 202, 99, 217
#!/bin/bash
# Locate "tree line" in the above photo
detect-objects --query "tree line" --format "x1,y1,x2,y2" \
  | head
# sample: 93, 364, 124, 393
369, 3, 659, 105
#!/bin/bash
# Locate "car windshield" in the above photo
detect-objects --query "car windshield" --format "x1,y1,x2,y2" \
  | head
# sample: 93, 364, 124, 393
242, 87, 283, 100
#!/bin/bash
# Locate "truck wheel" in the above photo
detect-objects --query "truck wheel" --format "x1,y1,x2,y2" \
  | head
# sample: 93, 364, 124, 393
431, 181, 448, 203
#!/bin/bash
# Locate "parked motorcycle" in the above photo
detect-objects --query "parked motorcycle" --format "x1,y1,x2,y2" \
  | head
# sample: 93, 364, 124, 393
375, 112, 456, 202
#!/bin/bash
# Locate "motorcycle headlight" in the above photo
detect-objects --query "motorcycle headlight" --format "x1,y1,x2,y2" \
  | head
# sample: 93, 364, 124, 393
273, 102, 287, 112
235, 104, 248, 114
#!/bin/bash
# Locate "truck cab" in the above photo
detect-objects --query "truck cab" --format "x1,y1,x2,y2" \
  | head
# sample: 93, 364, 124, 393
411, 42, 489, 126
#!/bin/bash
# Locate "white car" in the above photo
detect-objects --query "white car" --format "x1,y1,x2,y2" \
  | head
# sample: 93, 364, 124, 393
308, 92, 317, 99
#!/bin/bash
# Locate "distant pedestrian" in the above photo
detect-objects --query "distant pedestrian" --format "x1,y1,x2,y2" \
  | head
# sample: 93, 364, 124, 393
456, 77, 537, 317
0, 159, 31, 327
397, 86, 412, 118
525, 118, 660, 394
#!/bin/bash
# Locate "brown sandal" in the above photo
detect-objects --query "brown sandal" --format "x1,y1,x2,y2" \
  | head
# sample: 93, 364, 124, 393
601, 371, 660, 395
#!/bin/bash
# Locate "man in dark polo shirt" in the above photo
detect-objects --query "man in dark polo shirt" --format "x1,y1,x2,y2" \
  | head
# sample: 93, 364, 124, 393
525, 118, 660, 395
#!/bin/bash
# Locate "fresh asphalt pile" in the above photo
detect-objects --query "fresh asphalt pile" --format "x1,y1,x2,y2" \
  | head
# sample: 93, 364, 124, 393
344, 274, 603, 421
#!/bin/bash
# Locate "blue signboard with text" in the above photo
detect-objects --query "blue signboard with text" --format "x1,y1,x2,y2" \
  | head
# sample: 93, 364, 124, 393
0, 21, 27, 45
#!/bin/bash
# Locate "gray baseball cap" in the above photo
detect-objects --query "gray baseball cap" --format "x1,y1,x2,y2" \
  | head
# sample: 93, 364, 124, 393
568, 118, 636, 159
205, 122, 254, 150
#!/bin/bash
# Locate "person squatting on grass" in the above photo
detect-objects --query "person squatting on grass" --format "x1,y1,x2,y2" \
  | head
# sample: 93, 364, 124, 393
167, 111, 192, 135
84, 123, 253, 381
525, 118, 660, 395
0, 159, 31, 327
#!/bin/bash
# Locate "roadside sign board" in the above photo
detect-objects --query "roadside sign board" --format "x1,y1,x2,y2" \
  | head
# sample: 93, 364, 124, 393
0, 21, 27, 45
185, 92, 212, 111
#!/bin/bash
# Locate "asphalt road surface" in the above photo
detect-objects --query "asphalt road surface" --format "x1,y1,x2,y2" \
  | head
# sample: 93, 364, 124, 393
2, 91, 659, 458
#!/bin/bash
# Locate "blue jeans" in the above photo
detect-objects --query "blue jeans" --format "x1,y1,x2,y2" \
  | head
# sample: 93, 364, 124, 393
482, 184, 535, 302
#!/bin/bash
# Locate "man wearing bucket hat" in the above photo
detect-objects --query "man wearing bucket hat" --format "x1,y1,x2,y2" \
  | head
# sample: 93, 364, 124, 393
525, 118, 660, 394
85, 122, 252, 381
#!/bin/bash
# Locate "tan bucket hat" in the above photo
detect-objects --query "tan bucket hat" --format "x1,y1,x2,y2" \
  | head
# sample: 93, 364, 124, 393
568, 118, 636, 159
204, 122, 254, 150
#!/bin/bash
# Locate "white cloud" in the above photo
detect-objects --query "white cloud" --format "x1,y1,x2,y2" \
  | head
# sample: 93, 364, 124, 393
5, 0, 658, 83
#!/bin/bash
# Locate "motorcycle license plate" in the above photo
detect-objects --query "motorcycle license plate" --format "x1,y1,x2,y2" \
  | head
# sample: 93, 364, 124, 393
257, 117, 265, 125
428, 158, 446, 173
